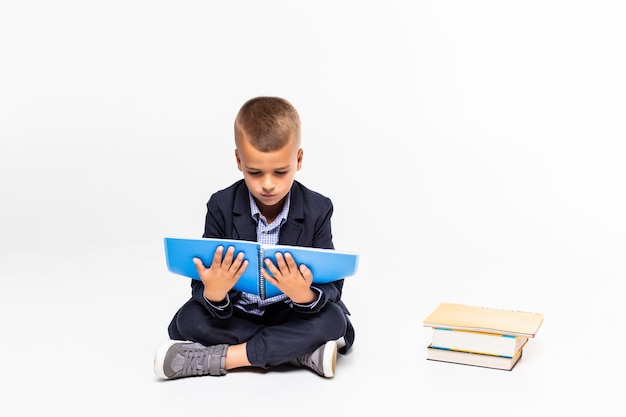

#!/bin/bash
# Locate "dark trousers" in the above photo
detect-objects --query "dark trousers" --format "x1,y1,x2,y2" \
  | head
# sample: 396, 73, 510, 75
168, 299, 353, 368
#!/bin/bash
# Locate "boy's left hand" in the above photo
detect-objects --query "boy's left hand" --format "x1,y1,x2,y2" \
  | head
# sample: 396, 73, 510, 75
261, 252, 316, 304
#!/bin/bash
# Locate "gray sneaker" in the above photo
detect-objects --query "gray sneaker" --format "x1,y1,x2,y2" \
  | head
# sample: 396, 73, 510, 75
154, 340, 228, 380
291, 340, 338, 378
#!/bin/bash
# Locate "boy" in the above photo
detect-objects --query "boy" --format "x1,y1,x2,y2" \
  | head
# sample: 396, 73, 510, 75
154, 96, 354, 379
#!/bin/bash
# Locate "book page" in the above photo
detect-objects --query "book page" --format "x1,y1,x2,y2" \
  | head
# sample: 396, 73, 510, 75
261, 244, 359, 283
164, 237, 261, 295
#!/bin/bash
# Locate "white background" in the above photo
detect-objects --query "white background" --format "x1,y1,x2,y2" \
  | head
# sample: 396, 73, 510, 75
1, 1, 624, 415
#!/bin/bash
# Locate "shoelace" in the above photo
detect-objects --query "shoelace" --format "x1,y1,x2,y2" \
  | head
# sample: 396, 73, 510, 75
295, 352, 321, 373
182, 347, 210, 376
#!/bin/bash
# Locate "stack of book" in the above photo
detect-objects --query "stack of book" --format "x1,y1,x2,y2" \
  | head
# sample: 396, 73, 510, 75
423, 302, 544, 371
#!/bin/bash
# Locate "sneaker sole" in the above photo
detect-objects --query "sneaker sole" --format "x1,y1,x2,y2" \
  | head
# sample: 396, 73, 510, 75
154, 340, 188, 379
322, 340, 338, 378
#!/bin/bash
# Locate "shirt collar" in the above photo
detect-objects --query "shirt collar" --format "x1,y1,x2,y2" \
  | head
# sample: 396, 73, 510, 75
249, 191, 290, 227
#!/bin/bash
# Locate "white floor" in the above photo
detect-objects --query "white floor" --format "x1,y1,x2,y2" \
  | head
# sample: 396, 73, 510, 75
2, 235, 623, 416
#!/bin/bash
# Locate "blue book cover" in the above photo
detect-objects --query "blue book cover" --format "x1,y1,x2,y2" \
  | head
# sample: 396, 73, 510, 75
163, 237, 359, 299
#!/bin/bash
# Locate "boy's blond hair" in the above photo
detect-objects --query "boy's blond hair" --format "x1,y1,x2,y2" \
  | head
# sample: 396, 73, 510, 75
234, 96, 301, 152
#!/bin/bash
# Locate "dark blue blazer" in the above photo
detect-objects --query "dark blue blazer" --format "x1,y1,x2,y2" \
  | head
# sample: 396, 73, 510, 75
191, 179, 351, 317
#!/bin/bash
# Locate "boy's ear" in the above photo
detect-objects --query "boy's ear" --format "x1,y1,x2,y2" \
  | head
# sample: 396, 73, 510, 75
296, 148, 303, 171
235, 149, 243, 171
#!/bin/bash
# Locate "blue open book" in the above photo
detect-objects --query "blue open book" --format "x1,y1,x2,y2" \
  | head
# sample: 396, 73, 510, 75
164, 237, 359, 299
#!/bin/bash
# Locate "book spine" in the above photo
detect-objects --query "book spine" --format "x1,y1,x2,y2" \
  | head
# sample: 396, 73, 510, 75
258, 246, 266, 300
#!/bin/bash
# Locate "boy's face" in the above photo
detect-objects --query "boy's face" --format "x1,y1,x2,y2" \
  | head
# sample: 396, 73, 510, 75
235, 131, 303, 214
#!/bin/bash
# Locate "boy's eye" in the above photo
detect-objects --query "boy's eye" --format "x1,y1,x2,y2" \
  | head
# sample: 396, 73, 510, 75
246, 171, 288, 177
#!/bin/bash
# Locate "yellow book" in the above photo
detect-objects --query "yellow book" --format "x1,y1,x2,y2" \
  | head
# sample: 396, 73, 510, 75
423, 302, 544, 338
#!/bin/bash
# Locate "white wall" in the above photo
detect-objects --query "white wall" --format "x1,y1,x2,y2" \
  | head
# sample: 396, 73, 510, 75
2, 2, 625, 414
1, 1, 624, 305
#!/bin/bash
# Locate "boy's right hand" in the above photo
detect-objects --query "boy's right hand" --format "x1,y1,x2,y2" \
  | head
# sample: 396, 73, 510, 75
193, 245, 248, 303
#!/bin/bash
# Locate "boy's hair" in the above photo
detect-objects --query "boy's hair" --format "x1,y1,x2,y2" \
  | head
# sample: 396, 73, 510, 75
234, 96, 301, 152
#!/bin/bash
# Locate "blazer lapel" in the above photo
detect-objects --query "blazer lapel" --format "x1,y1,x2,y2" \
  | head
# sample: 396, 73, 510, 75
278, 183, 304, 245
232, 183, 258, 241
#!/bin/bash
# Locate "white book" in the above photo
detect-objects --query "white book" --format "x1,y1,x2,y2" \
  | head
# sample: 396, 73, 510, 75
427, 346, 523, 371
430, 328, 528, 358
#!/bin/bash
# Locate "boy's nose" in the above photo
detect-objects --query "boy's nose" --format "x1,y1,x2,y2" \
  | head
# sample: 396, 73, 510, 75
261, 177, 274, 190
